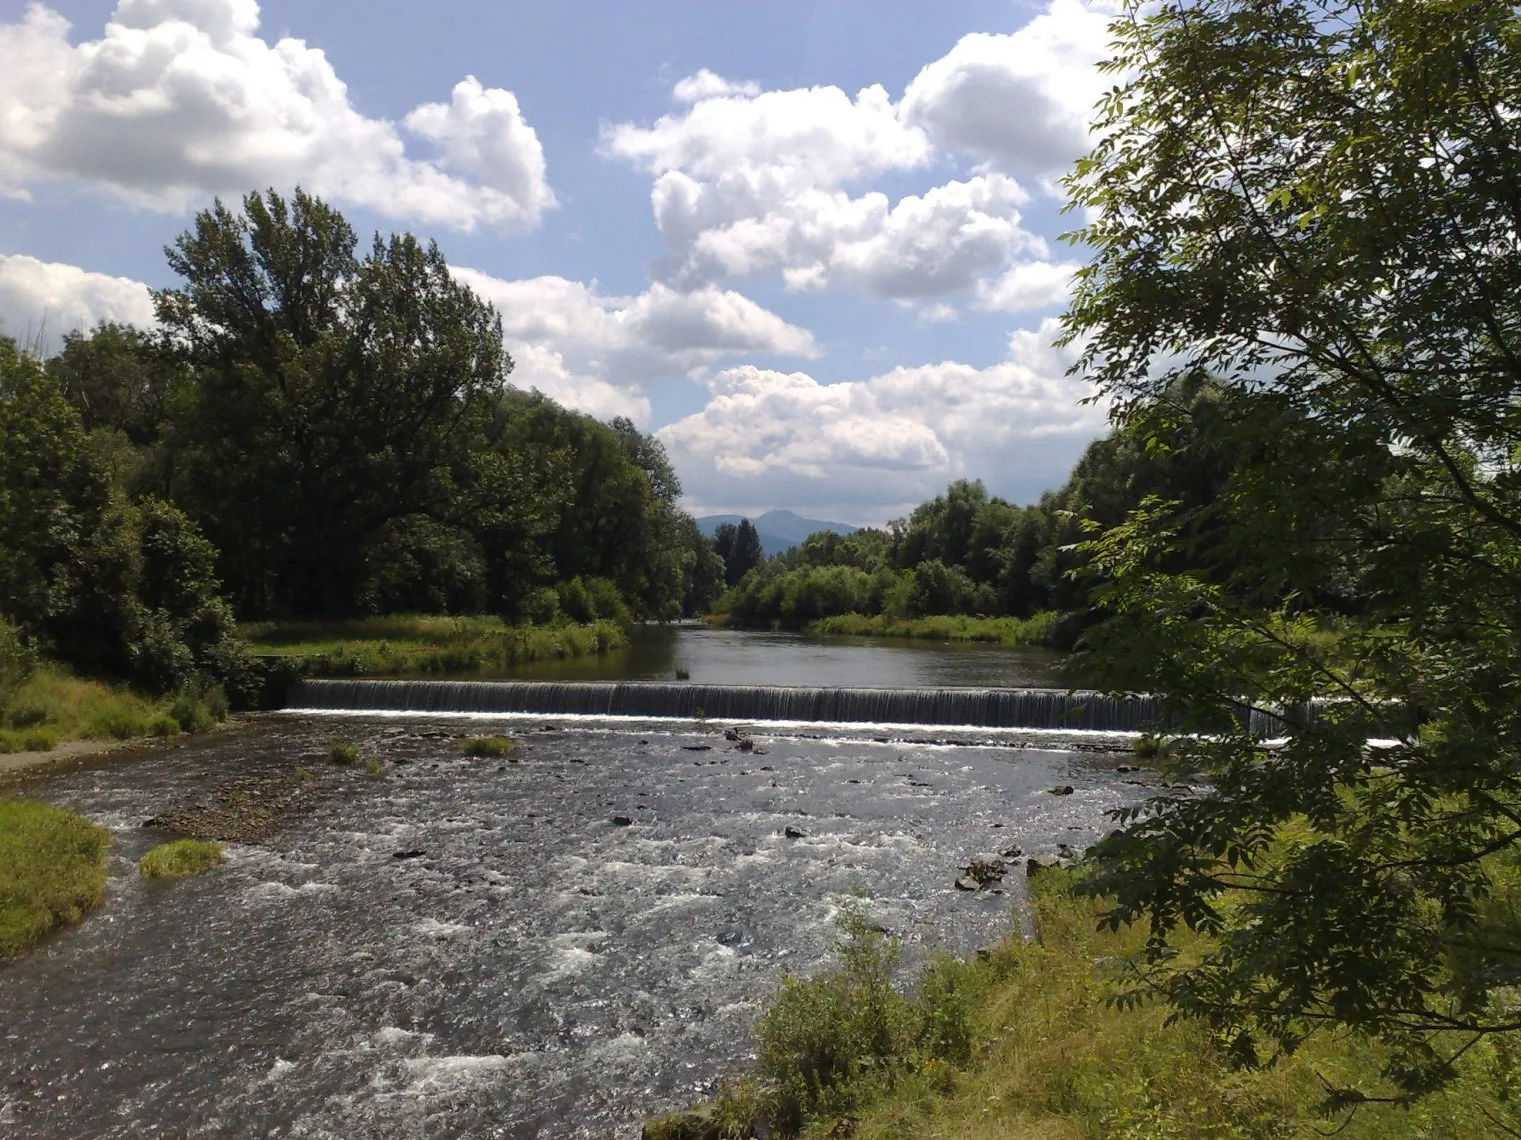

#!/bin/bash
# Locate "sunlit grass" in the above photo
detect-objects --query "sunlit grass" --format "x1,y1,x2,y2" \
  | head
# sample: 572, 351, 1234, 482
0, 666, 227, 752
138, 838, 224, 880
0, 798, 110, 960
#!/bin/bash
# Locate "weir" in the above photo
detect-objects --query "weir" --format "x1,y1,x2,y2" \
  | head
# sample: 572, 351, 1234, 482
285, 679, 1311, 735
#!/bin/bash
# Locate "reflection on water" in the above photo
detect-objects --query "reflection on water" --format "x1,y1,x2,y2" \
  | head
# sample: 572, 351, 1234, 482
0, 715, 1132, 1139
505, 624, 1067, 688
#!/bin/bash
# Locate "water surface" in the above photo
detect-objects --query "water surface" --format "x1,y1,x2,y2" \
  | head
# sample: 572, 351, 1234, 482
0, 714, 1133, 1139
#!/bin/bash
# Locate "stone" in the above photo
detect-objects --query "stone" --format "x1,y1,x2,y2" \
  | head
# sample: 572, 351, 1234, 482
736, 738, 756, 752
1026, 854, 1063, 876
1116, 764, 1138, 773
612, 815, 634, 826
392, 849, 425, 860
955, 875, 980, 891
682, 744, 713, 752
960, 855, 1006, 887
1048, 785, 1074, 795
723, 729, 741, 741
784, 825, 805, 839
1000, 844, 1023, 859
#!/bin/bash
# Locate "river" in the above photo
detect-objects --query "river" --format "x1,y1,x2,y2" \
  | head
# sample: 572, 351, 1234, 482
0, 628, 1139, 1139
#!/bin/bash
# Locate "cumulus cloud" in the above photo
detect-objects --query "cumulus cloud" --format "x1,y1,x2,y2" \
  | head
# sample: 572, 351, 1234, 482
604, 1, 1114, 300
452, 269, 819, 425
658, 318, 1108, 520
976, 259, 1081, 313
0, 1, 553, 230
899, 1, 1118, 179
0, 253, 156, 352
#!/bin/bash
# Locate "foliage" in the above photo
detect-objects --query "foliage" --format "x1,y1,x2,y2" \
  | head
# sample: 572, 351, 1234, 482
0, 799, 110, 961
1060, 0, 1521, 1102
137, 839, 224, 879
556, 576, 633, 627
713, 519, 766, 587
0, 612, 34, 715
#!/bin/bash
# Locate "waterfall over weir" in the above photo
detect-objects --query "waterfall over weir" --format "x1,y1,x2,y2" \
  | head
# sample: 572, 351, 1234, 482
287, 678, 1257, 734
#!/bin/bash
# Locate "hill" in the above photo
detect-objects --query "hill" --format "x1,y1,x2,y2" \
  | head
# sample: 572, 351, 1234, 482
695, 509, 858, 557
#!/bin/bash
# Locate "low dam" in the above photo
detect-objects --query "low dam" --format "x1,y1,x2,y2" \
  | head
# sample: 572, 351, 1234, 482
287, 678, 1311, 736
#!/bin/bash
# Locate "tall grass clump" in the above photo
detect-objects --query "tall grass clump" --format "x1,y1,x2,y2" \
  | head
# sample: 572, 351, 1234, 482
329, 741, 361, 765
460, 735, 517, 758
138, 838, 224, 879
0, 799, 111, 960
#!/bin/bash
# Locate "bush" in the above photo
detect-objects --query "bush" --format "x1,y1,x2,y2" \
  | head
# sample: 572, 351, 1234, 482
8, 704, 46, 729
138, 839, 224, 879
87, 701, 152, 740
0, 614, 34, 715
520, 585, 562, 626
755, 903, 918, 1131
557, 576, 633, 627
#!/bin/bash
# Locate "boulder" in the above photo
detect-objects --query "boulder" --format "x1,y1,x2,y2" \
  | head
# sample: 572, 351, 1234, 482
784, 825, 806, 839
1026, 854, 1063, 876
1048, 785, 1074, 796
612, 815, 634, 826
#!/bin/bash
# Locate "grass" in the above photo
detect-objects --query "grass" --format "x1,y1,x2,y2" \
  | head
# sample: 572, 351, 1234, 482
329, 741, 361, 766
137, 838, 224, 880
655, 872, 1521, 1140
0, 665, 229, 754
460, 735, 518, 758
239, 614, 627, 677
806, 612, 1060, 647
0, 798, 111, 960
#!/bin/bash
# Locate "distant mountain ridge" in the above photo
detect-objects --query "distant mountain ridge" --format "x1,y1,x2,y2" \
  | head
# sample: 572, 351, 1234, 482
695, 509, 858, 557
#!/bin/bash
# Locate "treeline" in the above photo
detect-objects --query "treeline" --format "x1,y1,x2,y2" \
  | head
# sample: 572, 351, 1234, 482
0, 189, 724, 703
712, 379, 1338, 641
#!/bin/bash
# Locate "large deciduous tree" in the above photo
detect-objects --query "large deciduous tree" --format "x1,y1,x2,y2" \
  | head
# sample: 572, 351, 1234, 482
1063, 0, 1521, 1104
159, 188, 507, 618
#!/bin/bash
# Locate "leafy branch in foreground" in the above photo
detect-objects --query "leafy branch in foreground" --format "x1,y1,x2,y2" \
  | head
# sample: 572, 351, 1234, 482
1061, 0, 1521, 1106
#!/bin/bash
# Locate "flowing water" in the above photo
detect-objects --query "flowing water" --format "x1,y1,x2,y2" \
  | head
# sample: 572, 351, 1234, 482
0, 631, 1152, 1138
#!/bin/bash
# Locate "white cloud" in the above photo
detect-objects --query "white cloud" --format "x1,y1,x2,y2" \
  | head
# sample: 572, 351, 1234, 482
604, 3, 1113, 301
975, 259, 1080, 312
899, 2, 1118, 179
0, 253, 156, 352
658, 317, 1108, 520
0, 1, 553, 231
453, 269, 819, 425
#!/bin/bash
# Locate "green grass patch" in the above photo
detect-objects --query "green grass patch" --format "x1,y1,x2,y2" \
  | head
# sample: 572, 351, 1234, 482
806, 611, 1060, 647
661, 872, 1520, 1139
460, 735, 518, 758
137, 838, 224, 880
0, 798, 111, 960
0, 665, 230, 751
329, 741, 361, 766
239, 614, 626, 677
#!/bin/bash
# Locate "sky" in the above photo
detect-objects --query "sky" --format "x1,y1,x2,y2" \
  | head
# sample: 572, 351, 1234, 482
0, 0, 1122, 525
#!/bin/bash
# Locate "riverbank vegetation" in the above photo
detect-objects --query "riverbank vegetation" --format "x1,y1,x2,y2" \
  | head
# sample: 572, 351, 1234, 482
652, 872, 1515, 1139
0, 664, 229, 755
806, 613, 1058, 647
0, 799, 111, 961
138, 839, 224, 880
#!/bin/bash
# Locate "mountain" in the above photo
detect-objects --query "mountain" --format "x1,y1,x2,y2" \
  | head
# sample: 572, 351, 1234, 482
695, 509, 859, 557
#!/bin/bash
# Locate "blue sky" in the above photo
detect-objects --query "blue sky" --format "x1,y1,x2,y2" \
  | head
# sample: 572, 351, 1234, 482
0, 0, 1119, 524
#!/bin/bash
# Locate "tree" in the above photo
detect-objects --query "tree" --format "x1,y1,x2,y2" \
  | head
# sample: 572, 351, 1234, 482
159, 188, 507, 617
0, 338, 247, 696
1062, 0, 1521, 1104
715, 518, 765, 587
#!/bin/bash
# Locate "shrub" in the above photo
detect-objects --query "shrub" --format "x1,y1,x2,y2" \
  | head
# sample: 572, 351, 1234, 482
87, 701, 151, 740
520, 585, 562, 626
147, 714, 180, 738
329, 741, 360, 765
461, 735, 517, 758
366, 756, 384, 776
8, 704, 46, 729
0, 614, 34, 715
755, 902, 917, 1132
557, 576, 634, 627
138, 839, 224, 879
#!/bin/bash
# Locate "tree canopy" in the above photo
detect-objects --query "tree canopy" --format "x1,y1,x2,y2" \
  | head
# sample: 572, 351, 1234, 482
1062, 0, 1521, 1102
